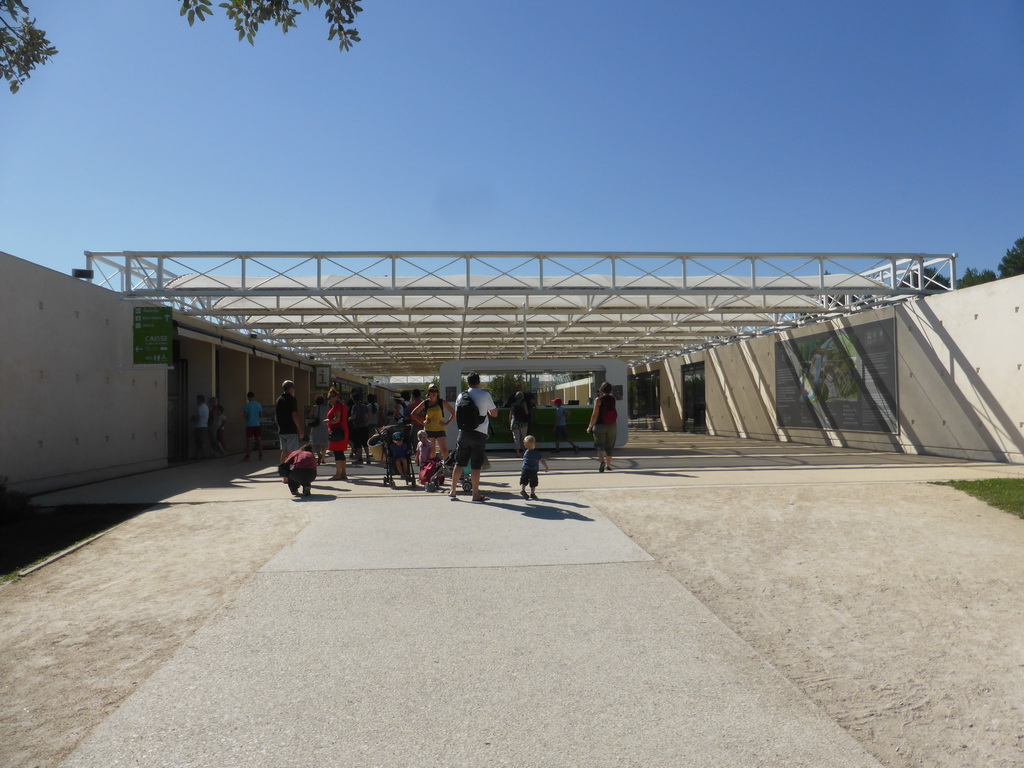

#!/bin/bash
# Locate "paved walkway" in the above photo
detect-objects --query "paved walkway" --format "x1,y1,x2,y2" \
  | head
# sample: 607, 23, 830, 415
32, 435, 1024, 767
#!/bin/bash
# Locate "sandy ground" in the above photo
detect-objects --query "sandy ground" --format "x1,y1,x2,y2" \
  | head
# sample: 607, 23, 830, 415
591, 484, 1024, 768
0, 501, 312, 768
2, 481, 1024, 767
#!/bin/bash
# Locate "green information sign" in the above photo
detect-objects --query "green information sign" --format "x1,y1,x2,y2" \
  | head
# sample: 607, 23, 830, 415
133, 306, 173, 365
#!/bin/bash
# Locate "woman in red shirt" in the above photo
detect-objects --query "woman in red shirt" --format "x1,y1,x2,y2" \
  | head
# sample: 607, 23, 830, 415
325, 388, 349, 480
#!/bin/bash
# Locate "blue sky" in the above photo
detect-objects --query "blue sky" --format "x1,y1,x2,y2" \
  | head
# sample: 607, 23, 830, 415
2, 0, 1022, 278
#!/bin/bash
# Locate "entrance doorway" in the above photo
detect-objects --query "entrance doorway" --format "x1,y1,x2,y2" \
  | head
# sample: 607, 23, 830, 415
628, 370, 661, 430
168, 346, 189, 461
682, 362, 706, 433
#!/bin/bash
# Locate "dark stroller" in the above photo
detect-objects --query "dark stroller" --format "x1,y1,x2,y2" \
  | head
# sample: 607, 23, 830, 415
370, 425, 416, 489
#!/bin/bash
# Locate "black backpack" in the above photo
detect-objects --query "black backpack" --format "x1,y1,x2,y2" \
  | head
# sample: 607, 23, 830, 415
511, 398, 529, 423
455, 390, 483, 430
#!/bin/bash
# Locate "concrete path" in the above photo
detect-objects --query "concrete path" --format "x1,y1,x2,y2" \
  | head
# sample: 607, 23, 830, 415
39, 434, 1024, 767
62, 492, 883, 768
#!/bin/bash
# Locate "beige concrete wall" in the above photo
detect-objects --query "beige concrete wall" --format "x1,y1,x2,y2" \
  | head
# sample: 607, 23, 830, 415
0, 252, 168, 493
218, 348, 249, 455
648, 275, 1024, 464
1, 254, 328, 492
895, 276, 1024, 462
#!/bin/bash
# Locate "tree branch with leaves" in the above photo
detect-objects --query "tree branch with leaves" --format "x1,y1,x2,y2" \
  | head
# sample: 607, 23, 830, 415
1, 0, 57, 93
180, 0, 361, 50
2, 0, 362, 94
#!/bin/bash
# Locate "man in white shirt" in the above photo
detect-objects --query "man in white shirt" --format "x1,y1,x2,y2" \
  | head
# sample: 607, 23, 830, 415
449, 372, 497, 503
193, 394, 211, 459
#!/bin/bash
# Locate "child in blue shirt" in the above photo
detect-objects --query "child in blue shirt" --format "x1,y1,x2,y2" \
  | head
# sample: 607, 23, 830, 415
390, 432, 410, 476
519, 435, 550, 500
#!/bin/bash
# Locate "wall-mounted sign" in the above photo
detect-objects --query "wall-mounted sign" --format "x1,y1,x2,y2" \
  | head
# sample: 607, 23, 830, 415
132, 306, 172, 365
315, 365, 332, 388
775, 318, 897, 434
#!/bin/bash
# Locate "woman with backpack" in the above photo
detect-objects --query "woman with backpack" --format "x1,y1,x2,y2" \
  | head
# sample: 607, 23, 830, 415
409, 386, 455, 459
586, 381, 618, 473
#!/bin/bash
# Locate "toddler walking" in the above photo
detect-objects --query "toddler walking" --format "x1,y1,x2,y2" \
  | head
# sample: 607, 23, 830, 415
519, 435, 550, 500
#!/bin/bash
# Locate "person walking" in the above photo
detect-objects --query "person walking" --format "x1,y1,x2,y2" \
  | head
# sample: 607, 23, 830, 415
407, 389, 425, 428
364, 393, 382, 464
409, 386, 455, 459
449, 372, 497, 503
307, 394, 330, 465
348, 391, 371, 465
276, 380, 304, 465
518, 435, 550, 500
206, 396, 223, 456
552, 397, 579, 454
586, 381, 618, 473
193, 394, 212, 459
509, 391, 530, 457
325, 388, 349, 480
242, 391, 263, 461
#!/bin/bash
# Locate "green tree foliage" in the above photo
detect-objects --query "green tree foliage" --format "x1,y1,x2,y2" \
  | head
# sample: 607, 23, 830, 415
956, 267, 997, 289
180, 0, 361, 50
486, 373, 525, 406
1, 0, 57, 93
2, 0, 362, 94
998, 236, 1024, 279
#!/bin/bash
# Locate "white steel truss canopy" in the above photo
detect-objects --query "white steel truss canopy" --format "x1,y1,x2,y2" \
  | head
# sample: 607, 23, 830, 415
85, 251, 956, 378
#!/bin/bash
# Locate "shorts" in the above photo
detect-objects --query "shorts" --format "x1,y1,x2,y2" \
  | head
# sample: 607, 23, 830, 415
453, 430, 487, 469
519, 468, 539, 488
246, 426, 262, 439
554, 425, 569, 440
279, 433, 299, 452
426, 430, 447, 439
593, 423, 616, 454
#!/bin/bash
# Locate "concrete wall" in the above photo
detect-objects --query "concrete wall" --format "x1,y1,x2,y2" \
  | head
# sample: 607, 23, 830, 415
0, 252, 168, 493
646, 275, 1024, 464
0, 253, 340, 493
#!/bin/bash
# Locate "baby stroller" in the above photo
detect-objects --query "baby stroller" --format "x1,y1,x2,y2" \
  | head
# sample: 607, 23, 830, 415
419, 455, 446, 492
370, 426, 416, 490
442, 451, 475, 494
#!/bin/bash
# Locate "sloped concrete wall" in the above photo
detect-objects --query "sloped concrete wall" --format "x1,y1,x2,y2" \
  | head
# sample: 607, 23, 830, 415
0, 252, 168, 493
895, 277, 1024, 462
648, 275, 1024, 464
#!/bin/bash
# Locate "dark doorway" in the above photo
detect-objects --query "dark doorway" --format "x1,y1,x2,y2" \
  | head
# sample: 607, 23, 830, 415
168, 343, 189, 461
682, 362, 706, 433
628, 370, 661, 430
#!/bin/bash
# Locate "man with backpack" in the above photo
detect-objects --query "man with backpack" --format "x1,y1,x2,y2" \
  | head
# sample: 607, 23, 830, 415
509, 390, 530, 457
449, 372, 497, 503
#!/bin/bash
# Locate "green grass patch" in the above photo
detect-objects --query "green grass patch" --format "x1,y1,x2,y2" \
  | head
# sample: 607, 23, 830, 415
1, 504, 151, 582
936, 478, 1024, 520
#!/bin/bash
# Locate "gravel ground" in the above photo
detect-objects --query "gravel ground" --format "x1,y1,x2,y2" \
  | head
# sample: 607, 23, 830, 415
590, 483, 1024, 768
0, 500, 312, 768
